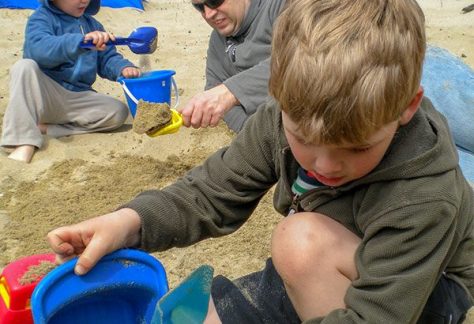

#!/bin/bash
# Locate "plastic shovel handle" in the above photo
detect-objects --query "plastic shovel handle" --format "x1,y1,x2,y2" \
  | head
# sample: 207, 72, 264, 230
79, 37, 134, 49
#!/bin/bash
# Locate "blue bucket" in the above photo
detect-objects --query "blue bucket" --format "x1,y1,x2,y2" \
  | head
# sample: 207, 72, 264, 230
118, 70, 179, 117
31, 249, 168, 324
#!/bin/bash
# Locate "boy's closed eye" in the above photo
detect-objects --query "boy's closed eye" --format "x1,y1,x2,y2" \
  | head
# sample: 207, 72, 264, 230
294, 135, 311, 146
348, 146, 372, 153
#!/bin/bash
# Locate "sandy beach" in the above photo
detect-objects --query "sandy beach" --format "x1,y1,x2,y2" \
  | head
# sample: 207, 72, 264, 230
0, 0, 473, 320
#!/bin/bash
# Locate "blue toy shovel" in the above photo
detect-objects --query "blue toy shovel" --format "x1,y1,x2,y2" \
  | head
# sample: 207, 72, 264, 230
80, 26, 158, 54
31, 249, 168, 324
152, 265, 214, 324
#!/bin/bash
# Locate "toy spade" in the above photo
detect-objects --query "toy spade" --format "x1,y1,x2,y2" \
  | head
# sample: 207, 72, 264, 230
147, 109, 183, 137
152, 265, 214, 324
80, 26, 158, 54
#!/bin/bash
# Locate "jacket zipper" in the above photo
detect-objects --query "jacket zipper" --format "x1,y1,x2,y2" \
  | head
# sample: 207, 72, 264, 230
281, 147, 341, 214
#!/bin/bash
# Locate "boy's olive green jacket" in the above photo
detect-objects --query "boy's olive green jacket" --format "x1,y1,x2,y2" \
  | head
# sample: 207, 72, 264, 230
124, 98, 474, 323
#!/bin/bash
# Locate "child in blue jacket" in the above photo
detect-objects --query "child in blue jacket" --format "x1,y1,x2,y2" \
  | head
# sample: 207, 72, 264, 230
1, 0, 140, 163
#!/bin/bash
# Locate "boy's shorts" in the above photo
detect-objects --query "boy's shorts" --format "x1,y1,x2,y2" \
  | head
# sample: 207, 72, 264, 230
211, 259, 472, 323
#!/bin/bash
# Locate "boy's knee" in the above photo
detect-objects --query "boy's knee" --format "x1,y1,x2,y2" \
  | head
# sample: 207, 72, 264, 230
272, 212, 361, 286
11, 59, 40, 76
113, 103, 129, 125
272, 213, 335, 277
103, 101, 129, 129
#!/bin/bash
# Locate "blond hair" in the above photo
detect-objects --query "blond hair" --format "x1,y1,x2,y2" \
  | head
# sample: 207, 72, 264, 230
269, 0, 426, 145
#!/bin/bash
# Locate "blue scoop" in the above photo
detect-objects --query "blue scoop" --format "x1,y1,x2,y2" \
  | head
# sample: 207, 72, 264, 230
80, 26, 158, 54
152, 265, 214, 324
31, 249, 168, 324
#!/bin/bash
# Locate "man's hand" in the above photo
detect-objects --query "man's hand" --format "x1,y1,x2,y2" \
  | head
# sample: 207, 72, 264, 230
47, 208, 142, 275
179, 84, 238, 128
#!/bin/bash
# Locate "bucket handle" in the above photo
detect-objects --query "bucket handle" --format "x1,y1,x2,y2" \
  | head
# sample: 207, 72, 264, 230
121, 77, 180, 109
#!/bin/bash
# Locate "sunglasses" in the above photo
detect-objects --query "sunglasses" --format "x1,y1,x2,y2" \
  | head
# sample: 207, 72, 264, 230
191, 0, 225, 13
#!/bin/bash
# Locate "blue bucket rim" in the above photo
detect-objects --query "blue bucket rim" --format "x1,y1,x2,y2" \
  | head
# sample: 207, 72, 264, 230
118, 69, 176, 84
31, 249, 169, 323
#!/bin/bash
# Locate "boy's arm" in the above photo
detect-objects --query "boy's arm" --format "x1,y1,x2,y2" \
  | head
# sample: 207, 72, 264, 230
121, 102, 280, 252
307, 200, 462, 323
96, 45, 136, 81
90, 20, 136, 81
23, 12, 87, 67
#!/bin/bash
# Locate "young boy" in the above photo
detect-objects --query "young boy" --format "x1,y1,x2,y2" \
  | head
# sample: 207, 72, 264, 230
47, 0, 474, 322
1, 0, 140, 163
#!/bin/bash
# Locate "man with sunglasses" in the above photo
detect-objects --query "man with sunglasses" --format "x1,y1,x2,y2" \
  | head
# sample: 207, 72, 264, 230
181, 0, 474, 184
179, 0, 287, 132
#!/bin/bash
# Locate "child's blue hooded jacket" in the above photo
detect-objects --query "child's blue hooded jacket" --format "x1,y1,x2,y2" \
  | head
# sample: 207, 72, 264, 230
23, 0, 135, 92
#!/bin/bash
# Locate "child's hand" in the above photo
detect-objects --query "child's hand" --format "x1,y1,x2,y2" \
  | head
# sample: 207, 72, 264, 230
83, 31, 115, 51
122, 67, 141, 78
47, 208, 142, 275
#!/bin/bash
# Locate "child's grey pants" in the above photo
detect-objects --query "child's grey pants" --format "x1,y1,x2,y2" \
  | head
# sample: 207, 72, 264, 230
1, 59, 129, 149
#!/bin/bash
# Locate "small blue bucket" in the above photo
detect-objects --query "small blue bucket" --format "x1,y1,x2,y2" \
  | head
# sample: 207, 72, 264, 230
31, 249, 168, 324
118, 70, 179, 117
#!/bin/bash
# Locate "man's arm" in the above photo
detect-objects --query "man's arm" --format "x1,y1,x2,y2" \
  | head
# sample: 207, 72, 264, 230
223, 57, 271, 116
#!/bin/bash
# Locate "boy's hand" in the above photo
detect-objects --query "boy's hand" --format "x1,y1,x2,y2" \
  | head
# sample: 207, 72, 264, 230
121, 67, 141, 78
83, 31, 116, 51
47, 208, 142, 275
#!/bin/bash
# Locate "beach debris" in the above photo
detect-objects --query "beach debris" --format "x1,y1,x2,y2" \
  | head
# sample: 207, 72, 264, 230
462, 4, 474, 13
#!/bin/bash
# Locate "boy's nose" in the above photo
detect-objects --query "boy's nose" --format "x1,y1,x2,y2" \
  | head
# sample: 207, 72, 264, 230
314, 154, 343, 176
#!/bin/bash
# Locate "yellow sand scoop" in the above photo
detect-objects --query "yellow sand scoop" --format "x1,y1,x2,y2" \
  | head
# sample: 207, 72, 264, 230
147, 109, 183, 137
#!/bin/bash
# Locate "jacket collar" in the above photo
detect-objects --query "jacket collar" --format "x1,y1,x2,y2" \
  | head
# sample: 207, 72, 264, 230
231, 0, 261, 38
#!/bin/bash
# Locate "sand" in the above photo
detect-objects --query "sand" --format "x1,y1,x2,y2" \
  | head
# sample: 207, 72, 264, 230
132, 101, 172, 134
0, 0, 473, 320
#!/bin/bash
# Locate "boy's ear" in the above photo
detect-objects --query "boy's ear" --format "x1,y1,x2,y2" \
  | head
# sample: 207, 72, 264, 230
399, 86, 424, 126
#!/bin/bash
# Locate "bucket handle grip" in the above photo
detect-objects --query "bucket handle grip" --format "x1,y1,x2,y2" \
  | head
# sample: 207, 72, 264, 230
121, 77, 179, 109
